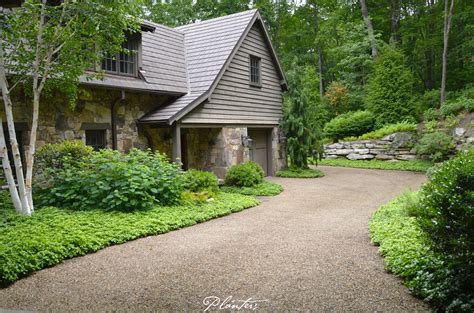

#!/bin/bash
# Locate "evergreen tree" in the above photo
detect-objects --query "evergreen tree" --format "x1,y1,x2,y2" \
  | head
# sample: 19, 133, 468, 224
283, 88, 320, 169
365, 47, 419, 127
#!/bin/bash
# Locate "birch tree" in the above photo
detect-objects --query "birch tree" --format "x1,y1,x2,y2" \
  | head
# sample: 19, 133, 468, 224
0, 0, 141, 215
440, 0, 455, 105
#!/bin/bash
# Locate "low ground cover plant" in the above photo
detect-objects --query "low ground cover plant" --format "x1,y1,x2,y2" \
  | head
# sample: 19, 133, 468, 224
318, 159, 433, 172
0, 192, 259, 285
224, 162, 264, 187
34, 148, 183, 211
370, 152, 474, 311
276, 167, 324, 178
220, 180, 283, 196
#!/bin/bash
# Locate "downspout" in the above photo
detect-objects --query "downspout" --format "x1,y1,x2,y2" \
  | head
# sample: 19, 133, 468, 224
111, 90, 126, 150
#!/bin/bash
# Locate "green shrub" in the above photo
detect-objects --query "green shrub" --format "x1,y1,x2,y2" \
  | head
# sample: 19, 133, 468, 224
34, 140, 93, 173
369, 194, 471, 312
355, 121, 417, 140
421, 89, 441, 110
365, 47, 419, 127
424, 120, 438, 133
276, 167, 324, 178
423, 108, 440, 122
415, 152, 474, 309
441, 96, 474, 117
323, 110, 375, 141
224, 162, 264, 187
221, 181, 283, 196
415, 132, 455, 162
183, 169, 218, 193
0, 192, 259, 285
34, 149, 183, 211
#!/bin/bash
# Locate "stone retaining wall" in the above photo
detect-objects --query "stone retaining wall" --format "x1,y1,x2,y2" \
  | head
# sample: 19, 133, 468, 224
324, 132, 417, 161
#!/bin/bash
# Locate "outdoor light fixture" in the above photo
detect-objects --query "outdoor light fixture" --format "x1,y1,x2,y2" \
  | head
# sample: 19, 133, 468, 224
242, 135, 253, 147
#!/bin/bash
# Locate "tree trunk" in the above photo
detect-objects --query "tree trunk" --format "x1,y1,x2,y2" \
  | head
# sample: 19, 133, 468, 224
440, 0, 455, 105
0, 51, 31, 215
318, 46, 324, 100
25, 91, 40, 210
0, 118, 22, 213
359, 0, 378, 58
390, 0, 401, 43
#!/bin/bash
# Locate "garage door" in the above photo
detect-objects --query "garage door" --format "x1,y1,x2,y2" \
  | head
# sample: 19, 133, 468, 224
248, 129, 269, 176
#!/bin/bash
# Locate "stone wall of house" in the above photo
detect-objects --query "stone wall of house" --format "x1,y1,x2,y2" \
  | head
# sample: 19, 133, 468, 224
0, 87, 168, 154
324, 132, 418, 161
271, 127, 287, 174
182, 127, 250, 178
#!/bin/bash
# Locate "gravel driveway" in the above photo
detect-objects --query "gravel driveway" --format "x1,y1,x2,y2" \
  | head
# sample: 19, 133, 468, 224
0, 166, 430, 312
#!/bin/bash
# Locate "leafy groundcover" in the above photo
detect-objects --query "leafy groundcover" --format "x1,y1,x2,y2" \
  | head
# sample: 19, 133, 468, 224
0, 192, 259, 285
319, 159, 433, 172
220, 180, 283, 196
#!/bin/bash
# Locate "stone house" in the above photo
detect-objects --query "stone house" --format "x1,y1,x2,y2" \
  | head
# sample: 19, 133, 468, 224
1, 9, 288, 177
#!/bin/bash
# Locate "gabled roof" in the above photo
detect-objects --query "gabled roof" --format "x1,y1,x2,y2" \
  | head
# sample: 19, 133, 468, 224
139, 9, 287, 125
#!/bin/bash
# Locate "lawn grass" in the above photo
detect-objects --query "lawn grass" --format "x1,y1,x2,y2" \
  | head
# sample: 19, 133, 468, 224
220, 180, 283, 196
0, 192, 259, 285
319, 158, 433, 172
276, 167, 325, 178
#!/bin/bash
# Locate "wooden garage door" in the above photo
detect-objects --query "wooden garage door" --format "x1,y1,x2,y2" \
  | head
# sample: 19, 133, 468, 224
248, 129, 269, 176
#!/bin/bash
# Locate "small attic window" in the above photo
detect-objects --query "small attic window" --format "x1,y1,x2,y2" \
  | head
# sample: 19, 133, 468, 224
101, 33, 140, 76
249, 55, 261, 87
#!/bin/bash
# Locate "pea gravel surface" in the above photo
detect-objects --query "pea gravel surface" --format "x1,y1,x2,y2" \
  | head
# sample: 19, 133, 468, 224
0, 166, 430, 312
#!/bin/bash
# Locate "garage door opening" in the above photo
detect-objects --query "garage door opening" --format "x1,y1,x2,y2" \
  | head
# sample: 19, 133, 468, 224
248, 128, 272, 176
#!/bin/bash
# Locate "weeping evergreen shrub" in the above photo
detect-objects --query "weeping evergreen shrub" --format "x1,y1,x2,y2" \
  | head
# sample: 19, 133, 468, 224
283, 88, 320, 168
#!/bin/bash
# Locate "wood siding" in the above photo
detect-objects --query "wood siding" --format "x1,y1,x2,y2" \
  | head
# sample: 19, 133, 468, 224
181, 23, 283, 125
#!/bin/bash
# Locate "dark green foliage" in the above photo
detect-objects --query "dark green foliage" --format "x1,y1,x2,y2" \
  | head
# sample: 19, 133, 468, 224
183, 169, 218, 193
318, 159, 433, 172
369, 195, 459, 312
224, 162, 264, 187
423, 108, 440, 122
415, 132, 455, 162
323, 110, 375, 141
421, 89, 441, 110
415, 152, 474, 310
34, 149, 183, 211
283, 88, 320, 168
365, 47, 419, 127
0, 192, 259, 285
276, 167, 324, 178
220, 181, 283, 196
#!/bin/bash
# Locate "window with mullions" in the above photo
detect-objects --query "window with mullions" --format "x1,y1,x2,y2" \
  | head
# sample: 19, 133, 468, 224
101, 34, 139, 76
85, 130, 106, 150
249, 55, 261, 86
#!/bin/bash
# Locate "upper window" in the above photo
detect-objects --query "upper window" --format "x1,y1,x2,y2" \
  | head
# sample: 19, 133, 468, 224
101, 34, 139, 76
249, 55, 261, 87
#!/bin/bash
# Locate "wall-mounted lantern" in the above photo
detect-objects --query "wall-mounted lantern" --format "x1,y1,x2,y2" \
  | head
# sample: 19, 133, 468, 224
242, 135, 253, 147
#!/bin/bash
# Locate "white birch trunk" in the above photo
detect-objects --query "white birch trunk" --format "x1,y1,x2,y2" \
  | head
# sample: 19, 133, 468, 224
0, 118, 22, 213
25, 92, 40, 210
0, 56, 31, 215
